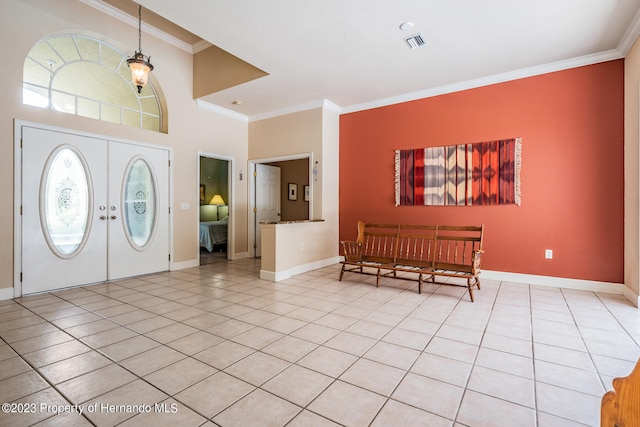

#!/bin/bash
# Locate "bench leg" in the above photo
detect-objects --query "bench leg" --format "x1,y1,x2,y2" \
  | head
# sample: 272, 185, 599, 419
418, 274, 422, 294
376, 269, 381, 288
339, 264, 346, 281
467, 277, 476, 302
476, 277, 481, 290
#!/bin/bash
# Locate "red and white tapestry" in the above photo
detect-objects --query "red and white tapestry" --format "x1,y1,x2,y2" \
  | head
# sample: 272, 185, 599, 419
395, 138, 521, 206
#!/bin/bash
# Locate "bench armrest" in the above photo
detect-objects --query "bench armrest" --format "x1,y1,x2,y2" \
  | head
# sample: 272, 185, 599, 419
340, 240, 363, 262
472, 249, 483, 273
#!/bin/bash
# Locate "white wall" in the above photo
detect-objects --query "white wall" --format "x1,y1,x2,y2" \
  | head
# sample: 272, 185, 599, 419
0, 0, 249, 294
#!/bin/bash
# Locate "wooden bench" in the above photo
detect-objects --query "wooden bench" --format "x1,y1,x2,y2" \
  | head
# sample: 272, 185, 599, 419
339, 221, 484, 302
601, 358, 640, 426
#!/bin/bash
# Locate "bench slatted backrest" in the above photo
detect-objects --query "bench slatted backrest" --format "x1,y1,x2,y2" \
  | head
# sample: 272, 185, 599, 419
396, 224, 438, 268
357, 222, 399, 264
432, 225, 484, 273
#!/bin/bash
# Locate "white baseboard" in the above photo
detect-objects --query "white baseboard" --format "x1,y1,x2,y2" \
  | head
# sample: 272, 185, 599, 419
0, 287, 14, 301
261, 256, 342, 282
482, 270, 624, 295
229, 252, 249, 261
171, 259, 199, 271
623, 286, 640, 308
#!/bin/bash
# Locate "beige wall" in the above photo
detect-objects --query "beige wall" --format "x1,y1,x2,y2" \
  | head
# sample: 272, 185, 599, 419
249, 104, 340, 261
625, 35, 640, 303
0, 0, 249, 293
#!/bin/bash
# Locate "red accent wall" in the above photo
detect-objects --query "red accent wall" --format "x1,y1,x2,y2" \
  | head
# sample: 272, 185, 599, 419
339, 60, 624, 283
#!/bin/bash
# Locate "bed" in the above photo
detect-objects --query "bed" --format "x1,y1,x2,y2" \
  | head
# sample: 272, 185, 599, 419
199, 205, 228, 252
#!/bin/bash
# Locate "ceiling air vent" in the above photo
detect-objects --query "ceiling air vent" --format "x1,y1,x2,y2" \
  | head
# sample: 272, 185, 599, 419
404, 33, 427, 49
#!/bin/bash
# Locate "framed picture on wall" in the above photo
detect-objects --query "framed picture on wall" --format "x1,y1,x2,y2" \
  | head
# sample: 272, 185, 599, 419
304, 185, 310, 202
200, 184, 205, 202
288, 183, 298, 201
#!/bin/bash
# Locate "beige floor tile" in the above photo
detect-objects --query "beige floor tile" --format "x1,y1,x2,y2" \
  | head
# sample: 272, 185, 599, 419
363, 341, 421, 370
0, 371, 49, 402
287, 410, 341, 427
261, 316, 307, 334
213, 389, 300, 427
290, 323, 340, 344
262, 364, 333, 406
166, 331, 224, 355
144, 323, 199, 344
50, 313, 102, 330
425, 336, 479, 364
0, 323, 59, 343
23, 340, 91, 368
230, 326, 284, 349
120, 346, 186, 377
340, 358, 405, 396
392, 372, 464, 420
81, 327, 138, 349
146, 356, 217, 393
83, 379, 169, 426
261, 335, 318, 363
38, 351, 112, 384
308, 380, 386, 427
0, 356, 32, 381
458, 390, 536, 427
344, 319, 392, 340
480, 332, 533, 358
193, 339, 255, 369
324, 331, 377, 356
297, 346, 358, 377
371, 399, 453, 427
0, 344, 18, 362
206, 319, 255, 339
286, 307, 327, 322
382, 328, 432, 351
97, 335, 160, 361
181, 312, 228, 329
534, 360, 605, 397
31, 411, 93, 426
117, 398, 206, 427
314, 313, 358, 330
224, 351, 289, 386
57, 363, 137, 403
410, 352, 472, 387
467, 365, 535, 407
174, 371, 254, 419
108, 309, 155, 326
126, 316, 175, 334
1, 387, 71, 426
10, 330, 75, 355
474, 346, 534, 379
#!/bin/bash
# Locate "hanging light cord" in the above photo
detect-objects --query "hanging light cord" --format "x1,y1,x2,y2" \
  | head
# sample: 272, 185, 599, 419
137, 5, 142, 53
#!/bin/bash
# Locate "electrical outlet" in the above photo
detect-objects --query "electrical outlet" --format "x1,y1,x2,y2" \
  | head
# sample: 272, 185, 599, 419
545, 249, 553, 259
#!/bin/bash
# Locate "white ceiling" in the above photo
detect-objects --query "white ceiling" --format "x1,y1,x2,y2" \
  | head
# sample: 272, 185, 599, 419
132, 0, 640, 120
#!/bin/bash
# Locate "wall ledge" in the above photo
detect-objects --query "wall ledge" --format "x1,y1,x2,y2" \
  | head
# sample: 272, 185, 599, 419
261, 256, 341, 282
0, 287, 14, 301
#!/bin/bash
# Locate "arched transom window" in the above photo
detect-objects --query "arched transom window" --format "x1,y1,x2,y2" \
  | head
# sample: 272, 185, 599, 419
23, 35, 162, 132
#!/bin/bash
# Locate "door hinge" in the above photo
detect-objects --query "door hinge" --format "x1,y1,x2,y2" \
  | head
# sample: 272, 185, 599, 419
253, 207, 257, 213
253, 243, 257, 249
20, 272, 23, 282
168, 254, 171, 261
168, 159, 171, 167
253, 171, 257, 177
20, 205, 23, 215
168, 206, 171, 214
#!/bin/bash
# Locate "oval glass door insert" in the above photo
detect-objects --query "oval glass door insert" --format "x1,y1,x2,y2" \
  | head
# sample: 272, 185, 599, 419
41, 146, 92, 258
123, 157, 157, 250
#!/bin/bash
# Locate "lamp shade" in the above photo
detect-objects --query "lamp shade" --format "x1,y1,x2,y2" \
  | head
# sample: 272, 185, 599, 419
127, 53, 153, 93
209, 194, 225, 205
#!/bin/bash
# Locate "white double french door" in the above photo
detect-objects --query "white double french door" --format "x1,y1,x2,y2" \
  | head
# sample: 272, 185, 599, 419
21, 126, 169, 295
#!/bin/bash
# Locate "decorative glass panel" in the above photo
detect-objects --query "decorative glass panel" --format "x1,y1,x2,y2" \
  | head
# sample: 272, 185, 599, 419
124, 158, 156, 249
42, 147, 91, 257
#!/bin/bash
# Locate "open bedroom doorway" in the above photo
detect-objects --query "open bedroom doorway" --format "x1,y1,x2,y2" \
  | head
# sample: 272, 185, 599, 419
199, 155, 231, 265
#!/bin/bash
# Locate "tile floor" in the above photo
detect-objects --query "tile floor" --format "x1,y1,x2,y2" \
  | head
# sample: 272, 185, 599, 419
0, 257, 638, 427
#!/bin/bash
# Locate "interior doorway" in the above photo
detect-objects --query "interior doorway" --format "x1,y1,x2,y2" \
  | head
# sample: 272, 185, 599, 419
199, 155, 231, 264
249, 153, 312, 258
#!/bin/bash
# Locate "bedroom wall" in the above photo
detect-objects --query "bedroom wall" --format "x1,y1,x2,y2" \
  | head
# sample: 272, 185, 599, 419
0, 0, 250, 294
268, 158, 309, 221
339, 60, 624, 284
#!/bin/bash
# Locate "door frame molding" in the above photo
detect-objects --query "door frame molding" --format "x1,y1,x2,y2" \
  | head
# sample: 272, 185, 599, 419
197, 151, 236, 261
13, 119, 174, 298
248, 152, 313, 258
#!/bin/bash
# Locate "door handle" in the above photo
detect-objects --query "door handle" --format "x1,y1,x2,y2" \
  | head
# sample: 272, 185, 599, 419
99, 215, 107, 220
110, 215, 117, 220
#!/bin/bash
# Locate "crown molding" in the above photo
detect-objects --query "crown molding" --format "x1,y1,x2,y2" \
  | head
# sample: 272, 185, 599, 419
196, 99, 249, 122
341, 49, 623, 115
80, 0, 194, 53
249, 99, 342, 122
618, 6, 640, 55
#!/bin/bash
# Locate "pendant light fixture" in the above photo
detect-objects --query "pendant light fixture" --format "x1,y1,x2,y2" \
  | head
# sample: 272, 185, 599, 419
127, 5, 154, 94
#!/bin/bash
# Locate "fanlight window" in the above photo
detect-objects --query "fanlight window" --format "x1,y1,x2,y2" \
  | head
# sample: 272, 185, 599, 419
23, 35, 162, 132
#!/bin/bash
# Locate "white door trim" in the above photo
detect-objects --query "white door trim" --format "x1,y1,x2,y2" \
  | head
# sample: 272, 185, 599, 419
197, 151, 236, 261
248, 152, 313, 258
13, 119, 174, 298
